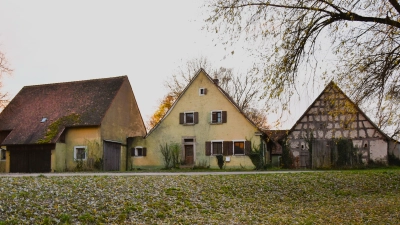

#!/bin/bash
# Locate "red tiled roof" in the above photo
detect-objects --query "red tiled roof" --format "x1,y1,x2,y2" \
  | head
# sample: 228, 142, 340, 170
0, 76, 127, 145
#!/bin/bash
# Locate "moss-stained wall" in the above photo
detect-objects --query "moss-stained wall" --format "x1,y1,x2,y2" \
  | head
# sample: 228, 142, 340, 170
0, 161, 5, 173
389, 141, 400, 158
54, 143, 66, 172
131, 71, 260, 169
0, 146, 5, 173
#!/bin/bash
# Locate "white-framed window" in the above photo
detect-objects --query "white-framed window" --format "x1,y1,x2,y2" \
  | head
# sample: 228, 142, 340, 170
184, 112, 194, 124
0, 148, 6, 161
179, 112, 198, 125
233, 140, 245, 155
211, 110, 227, 124
74, 146, 87, 161
211, 140, 223, 155
132, 146, 147, 157
199, 88, 207, 96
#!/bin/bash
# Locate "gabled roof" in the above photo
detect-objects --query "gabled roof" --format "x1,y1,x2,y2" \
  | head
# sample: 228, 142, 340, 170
0, 76, 128, 145
146, 68, 264, 137
287, 81, 390, 140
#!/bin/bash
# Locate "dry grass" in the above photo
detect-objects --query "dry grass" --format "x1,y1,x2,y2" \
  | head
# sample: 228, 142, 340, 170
0, 170, 399, 224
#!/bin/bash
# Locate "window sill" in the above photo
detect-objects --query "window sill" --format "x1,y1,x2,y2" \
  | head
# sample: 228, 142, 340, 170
209, 122, 223, 125
182, 123, 195, 126
132, 156, 145, 158
74, 159, 87, 161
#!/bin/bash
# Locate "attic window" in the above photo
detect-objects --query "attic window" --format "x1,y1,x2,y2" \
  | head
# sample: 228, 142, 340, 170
199, 88, 207, 96
41, 117, 48, 123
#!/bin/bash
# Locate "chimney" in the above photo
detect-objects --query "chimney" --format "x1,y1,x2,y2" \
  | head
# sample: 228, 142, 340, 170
213, 79, 219, 86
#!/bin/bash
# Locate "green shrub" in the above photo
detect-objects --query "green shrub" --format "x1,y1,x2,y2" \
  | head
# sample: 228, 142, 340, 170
160, 142, 181, 169
388, 153, 400, 166
216, 155, 224, 169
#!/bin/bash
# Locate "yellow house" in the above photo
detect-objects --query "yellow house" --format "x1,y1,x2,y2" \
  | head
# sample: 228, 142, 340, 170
130, 69, 267, 169
0, 76, 146, 173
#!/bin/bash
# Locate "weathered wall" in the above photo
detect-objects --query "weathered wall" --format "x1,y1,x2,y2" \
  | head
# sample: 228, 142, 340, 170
64, 127, 101, 171
101, 78, 146, 171
389, 141, 400, 158
0, 146, 5, 173
0, 161, 5, 173
287, 84, 388, 166
54, 143, 66, 172
131, 71, 260, 169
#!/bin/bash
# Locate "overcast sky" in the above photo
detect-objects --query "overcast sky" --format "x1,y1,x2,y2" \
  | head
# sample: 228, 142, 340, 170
0, 0, 319, 129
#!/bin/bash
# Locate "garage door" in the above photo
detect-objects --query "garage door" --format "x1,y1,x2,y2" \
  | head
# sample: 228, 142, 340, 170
9, 145, 53, 173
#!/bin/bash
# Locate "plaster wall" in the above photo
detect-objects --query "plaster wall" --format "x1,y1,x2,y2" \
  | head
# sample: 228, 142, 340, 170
101, 78, 146, 171
0, 146, 5, 172
131, 71, 260, 169
64, 127, 101, 171
0, 161, 5, 173
54, 143, 66, 172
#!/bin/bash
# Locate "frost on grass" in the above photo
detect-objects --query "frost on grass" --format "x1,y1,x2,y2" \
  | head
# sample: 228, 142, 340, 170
0, 171, 400, 224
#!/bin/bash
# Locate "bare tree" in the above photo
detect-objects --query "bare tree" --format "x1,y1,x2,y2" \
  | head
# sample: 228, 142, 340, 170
205, 0, 400, 137
0, 50, 12, 109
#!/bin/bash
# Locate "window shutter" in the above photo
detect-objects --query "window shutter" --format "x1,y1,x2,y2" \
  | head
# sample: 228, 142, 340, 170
223, 141, 233, 156
143, 148, 147, 156
179, 113, 184, 124
245, 141, 251, 155
204, 88, 207, 95
205, 141, 211, 156
222, 111, 227, 123
194, 112, 199, 124
131, 148, 135, 156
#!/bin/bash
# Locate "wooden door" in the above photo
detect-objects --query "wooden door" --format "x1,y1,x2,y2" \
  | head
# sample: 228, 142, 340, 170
9, 145, 52, 173
185, 145, 194, 165
103, 141, 121, 171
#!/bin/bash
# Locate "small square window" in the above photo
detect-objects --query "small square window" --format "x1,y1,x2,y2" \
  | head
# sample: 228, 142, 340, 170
132, 146, 146, 157
0, 149, 6, 161
199, 88, 206, 96
74, 146, 87, 161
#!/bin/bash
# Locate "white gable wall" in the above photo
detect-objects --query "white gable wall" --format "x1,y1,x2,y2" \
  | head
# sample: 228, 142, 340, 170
287, 84, 388, 167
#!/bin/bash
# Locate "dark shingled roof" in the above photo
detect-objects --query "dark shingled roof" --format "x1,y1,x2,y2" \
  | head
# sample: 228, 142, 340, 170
0, 76, 127, 145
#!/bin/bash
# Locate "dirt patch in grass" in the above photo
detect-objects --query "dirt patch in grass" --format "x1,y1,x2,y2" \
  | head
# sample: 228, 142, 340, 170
0, 170, 399, 224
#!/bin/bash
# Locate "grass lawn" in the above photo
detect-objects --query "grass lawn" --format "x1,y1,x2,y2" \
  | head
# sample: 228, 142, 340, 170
0, 169, 399, 224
